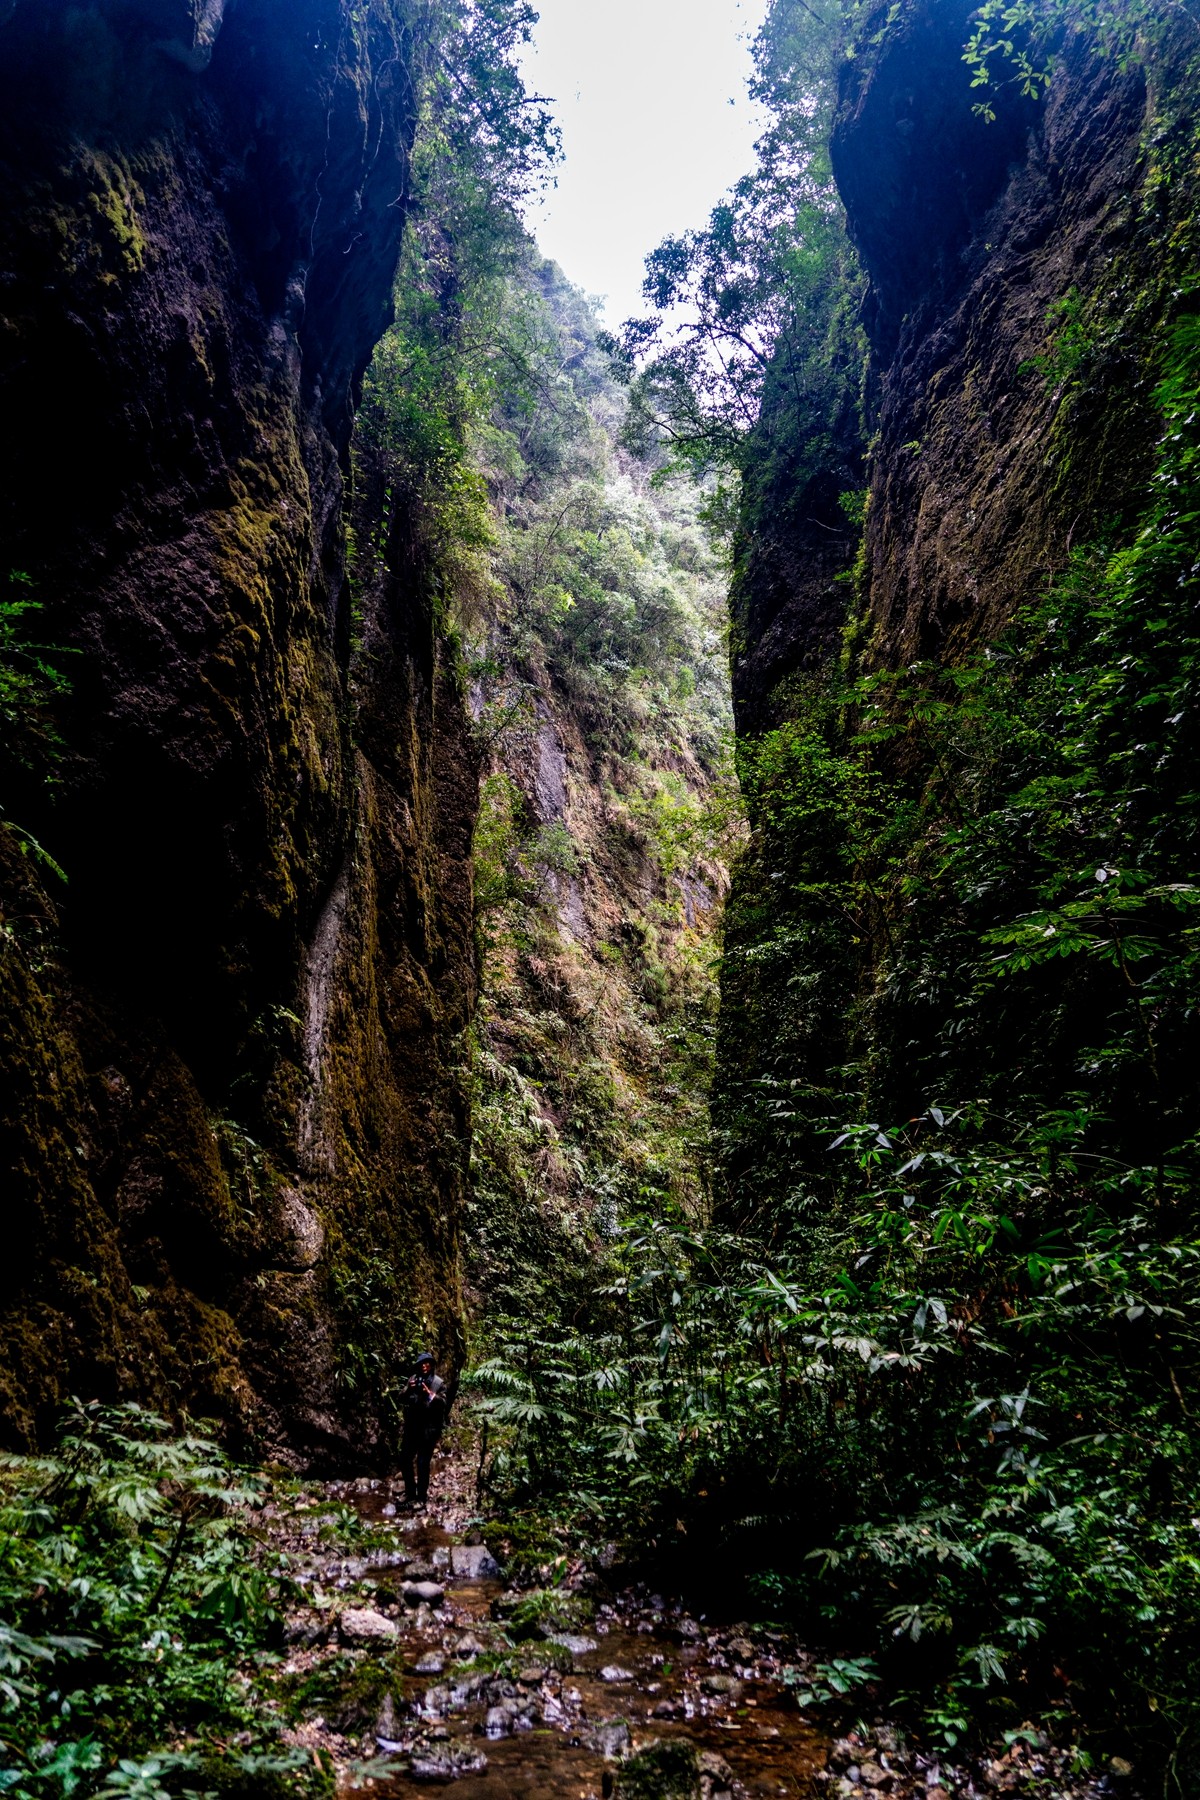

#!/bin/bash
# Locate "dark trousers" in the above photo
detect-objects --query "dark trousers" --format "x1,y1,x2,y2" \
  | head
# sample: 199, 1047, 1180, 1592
400, 1425, 440, 1502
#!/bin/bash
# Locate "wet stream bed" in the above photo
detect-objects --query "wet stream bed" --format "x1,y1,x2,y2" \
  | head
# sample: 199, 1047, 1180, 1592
260, 1451, 1119, 1800
267, 1464, 827, 1800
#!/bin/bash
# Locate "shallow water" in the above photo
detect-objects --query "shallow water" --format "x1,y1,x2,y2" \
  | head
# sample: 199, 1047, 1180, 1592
321, 1477, 827, 1800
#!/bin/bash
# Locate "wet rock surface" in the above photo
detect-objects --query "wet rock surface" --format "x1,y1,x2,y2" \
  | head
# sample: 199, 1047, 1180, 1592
272, 1452, 827, 1798
452, 1544, 503, 1581
265, 1446, 1126, 1800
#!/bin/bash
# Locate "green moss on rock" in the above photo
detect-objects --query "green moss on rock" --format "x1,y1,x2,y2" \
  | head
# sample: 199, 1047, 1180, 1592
612, 1739, 701, 1800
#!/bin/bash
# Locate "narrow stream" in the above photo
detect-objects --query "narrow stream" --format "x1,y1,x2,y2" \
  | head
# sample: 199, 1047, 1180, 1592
261, 1446, 1109, 1800
267, 1454, 830, 1800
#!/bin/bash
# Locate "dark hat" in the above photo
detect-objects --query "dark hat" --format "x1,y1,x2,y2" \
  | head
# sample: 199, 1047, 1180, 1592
414, 1349, 435, 1367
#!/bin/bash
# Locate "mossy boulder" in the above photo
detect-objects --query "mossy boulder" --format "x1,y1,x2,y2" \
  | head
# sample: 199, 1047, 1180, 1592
280, 1651, 404, 1734
611, 1739, 701, 1800
481, 1515, 564, 1585
492, 1586, 595, 1641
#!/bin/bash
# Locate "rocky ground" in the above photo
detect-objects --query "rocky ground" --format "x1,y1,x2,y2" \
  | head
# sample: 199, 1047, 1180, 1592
250, 1436, 1135, 1800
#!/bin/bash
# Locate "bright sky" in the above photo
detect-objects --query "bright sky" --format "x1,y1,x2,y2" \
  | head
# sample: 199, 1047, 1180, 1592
519, 0, 770, 325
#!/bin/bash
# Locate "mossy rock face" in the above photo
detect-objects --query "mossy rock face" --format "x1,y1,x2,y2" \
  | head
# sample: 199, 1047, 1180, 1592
0, 1, 475, 1455
716, 5, 1200, 1233
482, 1515, 564, 1585
280, 1652, 403, 1734
611, 1739, 701, 1800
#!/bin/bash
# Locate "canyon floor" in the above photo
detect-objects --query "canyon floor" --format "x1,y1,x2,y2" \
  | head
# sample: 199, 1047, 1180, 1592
255, 1433, 1120, 1800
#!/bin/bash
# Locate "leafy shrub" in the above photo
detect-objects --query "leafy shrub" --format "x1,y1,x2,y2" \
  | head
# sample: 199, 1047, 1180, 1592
965, 0, 1166, 119
0, 1402, 314, 1800
0, 569, 72, 873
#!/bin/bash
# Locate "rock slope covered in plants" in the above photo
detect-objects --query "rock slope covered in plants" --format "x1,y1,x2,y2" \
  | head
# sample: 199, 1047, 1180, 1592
463, 255, 737, 1320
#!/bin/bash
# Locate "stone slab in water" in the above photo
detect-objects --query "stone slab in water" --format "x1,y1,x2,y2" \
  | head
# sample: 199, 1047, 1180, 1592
545, 1630, 598, 1655
589, 1720, 631, 1759
451, 1542, 502, 1579
403, 1579, 446, 1605
408, 1743, 489, 1782
700, 1673, 742, 1698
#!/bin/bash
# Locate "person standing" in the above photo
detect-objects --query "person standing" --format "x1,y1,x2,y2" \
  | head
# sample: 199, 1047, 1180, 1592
399, 1350, 447, 1507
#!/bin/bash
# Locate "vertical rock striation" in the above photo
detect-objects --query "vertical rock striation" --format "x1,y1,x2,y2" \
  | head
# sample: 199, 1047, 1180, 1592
0, 0, 475, 1458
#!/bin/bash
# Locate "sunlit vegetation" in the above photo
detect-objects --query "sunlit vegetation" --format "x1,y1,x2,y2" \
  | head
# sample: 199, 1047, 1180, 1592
471, 313, 1200, 1781
352, 0, 745, 1318
462, 254, 743, 1318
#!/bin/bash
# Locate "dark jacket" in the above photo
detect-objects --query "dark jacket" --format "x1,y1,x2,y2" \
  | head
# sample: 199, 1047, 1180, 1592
402, 1366, 446, 1435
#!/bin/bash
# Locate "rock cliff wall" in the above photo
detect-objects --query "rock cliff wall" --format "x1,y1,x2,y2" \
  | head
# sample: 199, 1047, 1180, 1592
708, 10, 1200, 1754
462, 253, 734, 1320
833, 0, 1169, 667
717, 0, 1199, 1214
0, 0, 475, 1459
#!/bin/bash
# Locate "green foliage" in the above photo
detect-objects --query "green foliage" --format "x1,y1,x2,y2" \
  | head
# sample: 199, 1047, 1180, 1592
0, 569, 72, 874
328, 1254, 412, 1423
611, 0, 864, 487
613, 0, 1182, 477
495, 1586, 594, 1641
470, 1111, 1200, 1774
0, 1402, 311, 1800
702, 269, 1200, 1784
465, 250, 736, 759
430, 0, 560, 209
1017, 286, 1103, 389
352, 0, 559, 631
964, 0, 1166, 120
278, 1653, 401, 1735
471, 268, 1200, 1786
357, 0, 744, 1354
472, 772, 533, 928
0, 572, 68, 753
451, 246, 740, 1330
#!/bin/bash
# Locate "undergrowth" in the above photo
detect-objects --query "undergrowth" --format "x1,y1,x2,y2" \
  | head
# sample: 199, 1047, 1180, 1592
0, 1402, 317, 1800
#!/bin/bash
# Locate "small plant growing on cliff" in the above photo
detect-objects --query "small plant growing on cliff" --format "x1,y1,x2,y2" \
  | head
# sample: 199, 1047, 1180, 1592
965, 0, 1166, 120
0, 571, 70, 774
1019, 286, 1101, 391
0, 570, 73, 877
